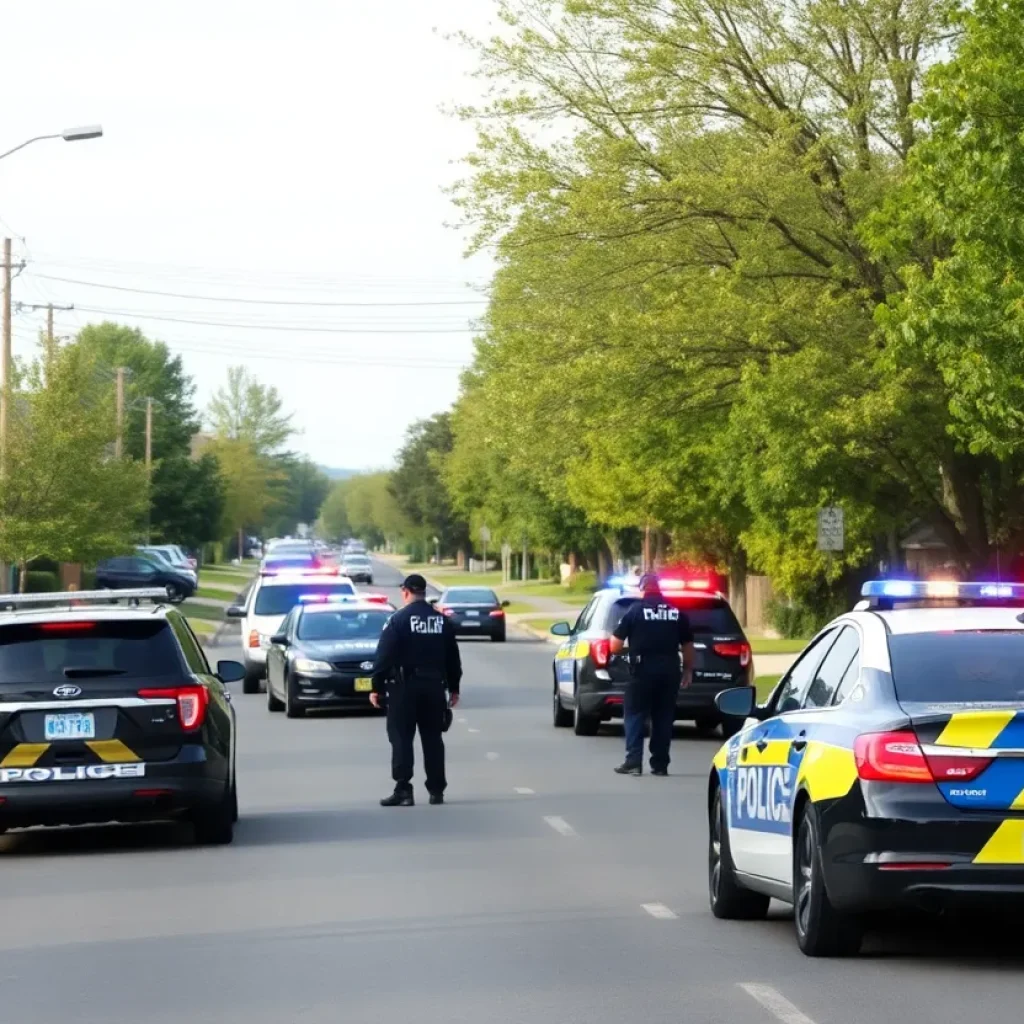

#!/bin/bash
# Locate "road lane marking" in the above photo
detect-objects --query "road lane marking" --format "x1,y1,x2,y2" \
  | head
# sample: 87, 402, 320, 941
514, 787, 534, 795
738, 984, 818, 1024
543, 815, 577, 837
468, 728, 480, 733
457, 717, 468, 724
641, 903, 677, 919
486, 751, 499, 760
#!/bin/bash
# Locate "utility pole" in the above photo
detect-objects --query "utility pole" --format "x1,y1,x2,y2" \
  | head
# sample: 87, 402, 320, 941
145, 397, 154, 543
1, 238, 12, 479
114, 367, 126, 458
14, 302, 74, 375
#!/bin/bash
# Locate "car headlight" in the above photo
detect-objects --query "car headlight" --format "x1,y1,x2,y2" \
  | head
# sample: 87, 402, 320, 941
294, 657, 333, 674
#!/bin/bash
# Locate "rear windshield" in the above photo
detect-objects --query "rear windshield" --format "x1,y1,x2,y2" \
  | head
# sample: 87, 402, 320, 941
605, 596, 742, 634
888, 631, 1024, 704
343, 557, 371, 565
444, 589, 498, 604
298, 609, 391, 641
0, 620, 183, 683
254, 583, 356, 616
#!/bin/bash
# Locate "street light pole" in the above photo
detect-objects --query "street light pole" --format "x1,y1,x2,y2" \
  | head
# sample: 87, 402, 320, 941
0, 125, 103, 163
1, 238, 11, 480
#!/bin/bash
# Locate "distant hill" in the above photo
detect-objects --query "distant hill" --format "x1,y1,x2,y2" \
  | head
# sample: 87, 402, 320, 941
318, 466, 360, 480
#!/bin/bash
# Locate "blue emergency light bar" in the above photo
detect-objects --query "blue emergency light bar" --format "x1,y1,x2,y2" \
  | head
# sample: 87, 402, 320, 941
861, 580, 1024, 601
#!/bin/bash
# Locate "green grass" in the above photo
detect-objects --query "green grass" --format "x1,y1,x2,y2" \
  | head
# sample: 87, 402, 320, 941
750, 637, 809, 654
755, 675, 781, 701
515, 617, 563, 636
502, 601, 538, 615
195, 586, 242, 602
187, 618, 218, 636
180, 601, 229, 622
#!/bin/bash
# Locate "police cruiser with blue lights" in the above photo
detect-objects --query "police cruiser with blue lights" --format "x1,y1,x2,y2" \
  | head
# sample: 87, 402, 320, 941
707, 578, 1024, 956
0, 587, 245, 845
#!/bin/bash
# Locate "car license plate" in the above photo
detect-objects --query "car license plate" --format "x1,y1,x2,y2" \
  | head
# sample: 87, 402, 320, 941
44, 712, 96, 741
354, 678, 373, 692
462, 621, 480, 627
465, 610, 479, 617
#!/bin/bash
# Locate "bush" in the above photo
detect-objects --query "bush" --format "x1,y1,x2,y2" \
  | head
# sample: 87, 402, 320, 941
81, 569, 97, 590
25, 570, 59, 593
566, 570, 597, 594
765, 593, 846, 638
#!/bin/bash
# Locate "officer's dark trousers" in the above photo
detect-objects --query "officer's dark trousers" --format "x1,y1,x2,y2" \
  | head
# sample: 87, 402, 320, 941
386, 676, 447, 795
624, 672, 681, 771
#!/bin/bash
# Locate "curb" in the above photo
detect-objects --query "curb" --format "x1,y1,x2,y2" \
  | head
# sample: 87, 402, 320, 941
512, 621, 560, 644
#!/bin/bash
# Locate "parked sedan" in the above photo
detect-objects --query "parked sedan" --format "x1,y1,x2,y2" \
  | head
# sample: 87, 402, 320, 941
433, 587, 508, 642
95, 555, 196, 604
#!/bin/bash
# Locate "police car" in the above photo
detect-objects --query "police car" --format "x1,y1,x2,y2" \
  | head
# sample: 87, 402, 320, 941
708, 579, 1024, 956
227, 568, 359, 693
0, 588, 244, 844
550, 575, 752, 736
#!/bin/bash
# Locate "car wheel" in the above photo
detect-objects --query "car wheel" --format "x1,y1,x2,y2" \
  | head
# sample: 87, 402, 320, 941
553, 681, 572, 727
721, 718, 744, 739
166, 583, 186, 605
709, 785, 770, 920
230, 778, 239, 822
285, 676, 305, 719
267, 678, 284, 712
192, 783, 235, 845
793, 803, 864, 956
491, 629, 506, 643
572, 687, 600, 736
695, 716, 719, 735
242, 668, 262, 695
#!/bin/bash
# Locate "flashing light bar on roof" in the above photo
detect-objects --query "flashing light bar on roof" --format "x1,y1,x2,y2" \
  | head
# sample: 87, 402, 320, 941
861, 580, 1024, 602
298, 593, 358, 602
0, 588, 171, 607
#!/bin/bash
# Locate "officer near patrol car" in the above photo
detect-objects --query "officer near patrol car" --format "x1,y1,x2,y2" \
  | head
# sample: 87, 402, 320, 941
609, 573, 695, 776
370, 574, 462, 806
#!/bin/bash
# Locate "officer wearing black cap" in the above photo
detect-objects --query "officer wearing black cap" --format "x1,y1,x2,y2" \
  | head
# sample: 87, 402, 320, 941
609, 573, 694, 776
369, 573, 462, 806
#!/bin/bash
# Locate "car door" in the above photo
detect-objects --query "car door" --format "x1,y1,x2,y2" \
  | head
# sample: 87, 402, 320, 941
727, 626, 840, 879
555, 599, 596, 701
267, 609, 295, 697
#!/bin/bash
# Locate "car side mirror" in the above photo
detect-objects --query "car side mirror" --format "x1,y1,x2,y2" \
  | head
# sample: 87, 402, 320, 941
550, 621, 572, 636
270, 633, 289, 646
225, 605, 245, 619
216, 660, 246, 683
501, 600, 510, 607
428, 596, 438, 605
715, 686, 756, 720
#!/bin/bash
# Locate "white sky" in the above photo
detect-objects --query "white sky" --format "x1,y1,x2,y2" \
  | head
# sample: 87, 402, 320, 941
1, 0, 498, 469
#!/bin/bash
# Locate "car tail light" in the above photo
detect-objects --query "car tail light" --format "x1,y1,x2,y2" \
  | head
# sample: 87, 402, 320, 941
590, 638, 611, 667
362, 594, 389, 604
248, 629, 260, 648
855, 730, 994, 783
713, 641, 751, 667
139, 685, 210, 730
439, 606, 453, 616
489, 609, 504, 617
39, 621, 96, 631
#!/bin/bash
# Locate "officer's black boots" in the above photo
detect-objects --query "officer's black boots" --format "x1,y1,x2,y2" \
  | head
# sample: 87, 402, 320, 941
380, 788, 415, 807
429, 793, 444, 805
614, 761, 642, 776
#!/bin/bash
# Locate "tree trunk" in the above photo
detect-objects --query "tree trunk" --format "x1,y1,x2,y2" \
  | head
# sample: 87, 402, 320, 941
522, 537, 529, 581
596, 546, 609, 580
18, 562, 27, 594
728, 547, 748, 628
938, 454, 990, 571
237, 526, 244, 562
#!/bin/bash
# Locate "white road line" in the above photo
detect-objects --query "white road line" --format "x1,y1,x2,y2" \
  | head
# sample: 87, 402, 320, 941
514, 787, 535, 795
641, 902, 677, 920
738, 984, 818, 1024
468, 728, 480, 733
457, 716, 468, 724
543, 815, 577, 837
486, 751, 500, 761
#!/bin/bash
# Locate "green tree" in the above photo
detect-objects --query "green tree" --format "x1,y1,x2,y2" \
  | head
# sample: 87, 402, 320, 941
208, 365, 294, 456
318, 481, 352, 540
207, 437, 280, 558
0, 343, 147, 585
268, 456, 331, 537
75, 322, 223, 549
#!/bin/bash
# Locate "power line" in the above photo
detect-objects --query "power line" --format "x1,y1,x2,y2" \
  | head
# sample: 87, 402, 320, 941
69, 305, 481, 334
30, 272, 489, 307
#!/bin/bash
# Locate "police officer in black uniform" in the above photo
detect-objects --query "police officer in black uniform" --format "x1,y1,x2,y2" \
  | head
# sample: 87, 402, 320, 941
370, 574, 462, 806
609, 573, 694, 776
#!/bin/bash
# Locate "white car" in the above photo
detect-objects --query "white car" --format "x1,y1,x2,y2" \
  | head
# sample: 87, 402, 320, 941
227, 570, 359, 693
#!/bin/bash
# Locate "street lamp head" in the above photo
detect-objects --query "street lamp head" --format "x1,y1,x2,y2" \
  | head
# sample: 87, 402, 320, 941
61, 125, 103, 143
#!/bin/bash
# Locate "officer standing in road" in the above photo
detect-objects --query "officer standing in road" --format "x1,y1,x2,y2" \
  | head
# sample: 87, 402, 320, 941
369, 574, 462, 806
609, 573, 694, 776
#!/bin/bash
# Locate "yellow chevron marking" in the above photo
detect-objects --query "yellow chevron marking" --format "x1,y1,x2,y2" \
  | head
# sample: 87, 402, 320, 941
935, 710, 1016, 749
739, 739, 791, 766
796, 741, 858, 803
713, 744, 729, 770
0, 743, 49, 767
974, 820, 1024, 864
86, 739, 140, 763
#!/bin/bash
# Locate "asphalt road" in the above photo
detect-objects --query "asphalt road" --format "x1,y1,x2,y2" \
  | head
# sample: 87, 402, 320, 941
1, 560, 1023, 1024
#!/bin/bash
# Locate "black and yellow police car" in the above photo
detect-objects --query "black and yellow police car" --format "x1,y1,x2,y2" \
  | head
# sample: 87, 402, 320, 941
0, 588, 244, 844
708, 579, 1024, 956
550, 575, 752, 736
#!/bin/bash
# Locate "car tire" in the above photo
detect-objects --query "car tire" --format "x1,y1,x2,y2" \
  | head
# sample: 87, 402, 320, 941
166, 583, 186, 605
230, 778, 239, 823
491, 629, 506, 643
572, 687, 600, 736
793, 803, 864, 956
695, 716, 719, 735
709, 785, 770, 920
553, 681, 573, 727
193, 784, 235, 845
285, 676, 305, 719
242, 668, 262, 695
721, 718, 744, 739
267, 680, 284, 713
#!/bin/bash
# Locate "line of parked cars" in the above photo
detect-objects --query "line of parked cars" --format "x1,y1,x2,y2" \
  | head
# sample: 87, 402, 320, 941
93, 545, 200, 603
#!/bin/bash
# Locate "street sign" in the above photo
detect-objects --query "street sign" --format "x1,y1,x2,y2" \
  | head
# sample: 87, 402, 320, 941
817, 507, 844, 551
480, 525, 491, 543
